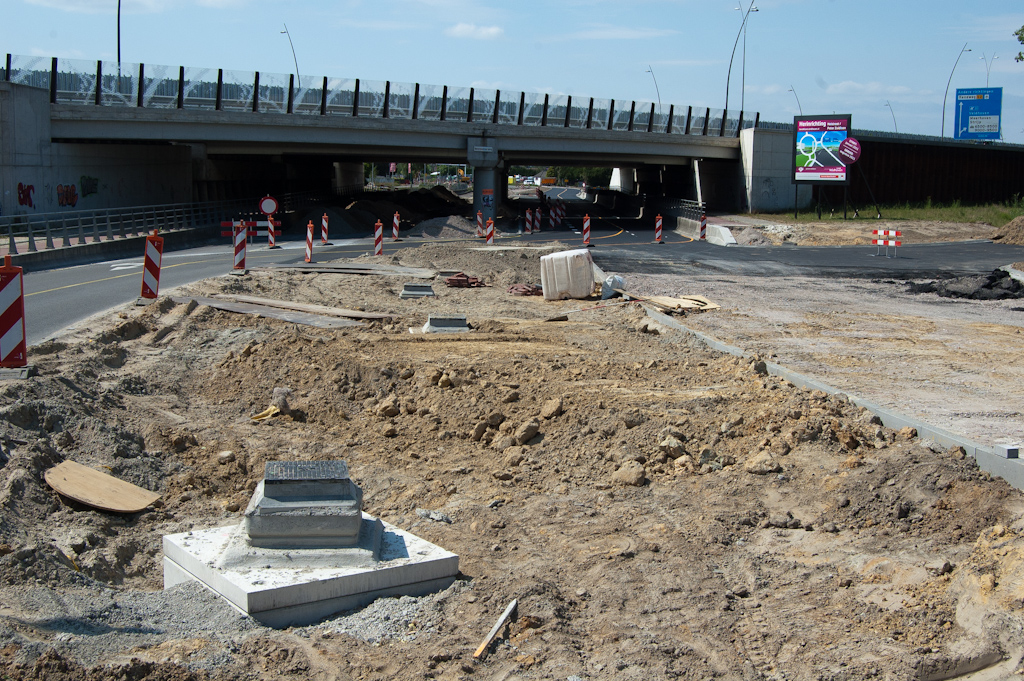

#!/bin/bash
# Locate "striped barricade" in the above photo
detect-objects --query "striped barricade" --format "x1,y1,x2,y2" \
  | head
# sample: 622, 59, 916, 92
140, 230, 164, 299
0, 255, 27, 368
872, 230, 901, 257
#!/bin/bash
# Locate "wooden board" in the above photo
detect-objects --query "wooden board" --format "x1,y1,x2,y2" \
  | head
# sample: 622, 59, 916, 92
256, 263, 435, 279
213, 294, 393, 320
44, 461, 161, 513
614, 289, 720, 312
171, 297, 363, 329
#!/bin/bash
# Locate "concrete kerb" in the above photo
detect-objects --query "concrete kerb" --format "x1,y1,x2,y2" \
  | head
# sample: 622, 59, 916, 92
641, 304, 1024, 491
8, 225, 222, 272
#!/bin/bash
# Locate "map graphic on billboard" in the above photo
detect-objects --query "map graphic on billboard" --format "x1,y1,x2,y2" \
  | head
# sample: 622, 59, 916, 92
954, 88, 1001, 141
792, 115, 851, 184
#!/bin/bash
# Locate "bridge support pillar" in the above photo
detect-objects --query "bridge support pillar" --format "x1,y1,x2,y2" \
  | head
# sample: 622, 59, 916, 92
467, 137, 500, 227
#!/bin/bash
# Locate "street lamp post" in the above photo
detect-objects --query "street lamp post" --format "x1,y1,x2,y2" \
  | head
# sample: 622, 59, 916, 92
281, 23, 302, 89
980, 52, 998, 87
646, 65, 662, 117
734, 4, 758, 113
724, 0, 758, 116
885, 100, 898, 133
116, 0, 122, 78
788, 85, 802, 115
941, 42, 970, 138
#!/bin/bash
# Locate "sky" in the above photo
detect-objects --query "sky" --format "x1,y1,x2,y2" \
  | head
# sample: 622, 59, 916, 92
3, 0, 1023, 144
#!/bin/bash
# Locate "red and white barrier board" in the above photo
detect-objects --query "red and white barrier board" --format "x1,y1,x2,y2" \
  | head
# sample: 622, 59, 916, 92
393, 212, 401, 241
305, 221, 314, 263
476, 211, 484, 238
140, 231, 164, 299
374, 220, 383, 255
872, 229, 902, 255
0, 255, 27, 368
233, 222, 247, 270
220, 221, 281, 239
485, 218, 494, 245
583, 214, 591, 246
533, 208, 541, 232
654, 214, 663, 243
321, 213, 330, 244
525, 209, 533, 234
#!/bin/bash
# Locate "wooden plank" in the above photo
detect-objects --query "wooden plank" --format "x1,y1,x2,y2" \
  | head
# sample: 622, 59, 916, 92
256, 263, 435, 279
614, 289, 720, 311
213, 294, 393, 320
45, 461, 160, 513
171, 297, 363, 329
474, 598, 518, 660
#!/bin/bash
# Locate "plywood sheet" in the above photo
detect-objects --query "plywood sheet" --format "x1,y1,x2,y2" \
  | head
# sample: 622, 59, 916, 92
45, 461, 160, 513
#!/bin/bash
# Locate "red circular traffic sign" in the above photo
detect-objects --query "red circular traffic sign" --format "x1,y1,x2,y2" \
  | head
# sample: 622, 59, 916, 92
259, 195, 279, 215
838, 137, 861, 165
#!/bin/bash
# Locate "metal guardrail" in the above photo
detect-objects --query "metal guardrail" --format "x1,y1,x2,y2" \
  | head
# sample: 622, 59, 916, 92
1, 53, 759, 139
659, 198, 705, 221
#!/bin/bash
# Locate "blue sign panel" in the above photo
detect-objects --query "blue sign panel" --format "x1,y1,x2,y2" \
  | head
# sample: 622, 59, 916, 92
954, 87, 1002, 140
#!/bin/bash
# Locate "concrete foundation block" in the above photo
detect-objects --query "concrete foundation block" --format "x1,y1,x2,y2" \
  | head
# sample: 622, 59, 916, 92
399, 283, 435, 299
995, 444, 1020, 459
422, 314, 469, 333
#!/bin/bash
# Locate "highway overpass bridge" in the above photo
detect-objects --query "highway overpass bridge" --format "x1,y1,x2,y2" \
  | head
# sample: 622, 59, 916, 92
1, 54, 764, 223
3, 53, 1023, 224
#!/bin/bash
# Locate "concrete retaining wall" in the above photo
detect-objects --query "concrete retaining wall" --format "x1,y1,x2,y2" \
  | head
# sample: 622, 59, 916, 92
739, 128, 813, 213
1, 81, 192, 218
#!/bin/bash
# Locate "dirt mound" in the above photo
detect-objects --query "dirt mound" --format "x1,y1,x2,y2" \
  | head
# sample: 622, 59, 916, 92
993, 215, 1024, 244
2, 239, 1024, 679
907, 268, 1024, 300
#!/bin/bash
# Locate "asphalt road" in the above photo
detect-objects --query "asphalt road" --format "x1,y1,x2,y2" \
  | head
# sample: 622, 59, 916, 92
21, 204, 1024, 345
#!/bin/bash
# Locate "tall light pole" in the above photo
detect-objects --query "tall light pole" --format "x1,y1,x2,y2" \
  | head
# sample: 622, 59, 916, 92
116, 0, 122, 78
980, 52, 998, 87
788, 85, 802, 115
724, 0, 757, 116
734, 4, 758, 113
885, 100, 898, 133
646, 65, 662, 117
281, 23, 301, 89
941, 42, 970, 138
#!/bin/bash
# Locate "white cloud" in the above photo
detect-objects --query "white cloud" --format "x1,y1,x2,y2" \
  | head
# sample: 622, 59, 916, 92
25, 0, 166, 12
825, 80, 924, 98
562, 25, 677, 40
444, 23, 503, 39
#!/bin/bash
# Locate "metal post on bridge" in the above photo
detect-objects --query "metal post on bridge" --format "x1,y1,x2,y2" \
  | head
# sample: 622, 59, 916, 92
105, 215, 114, 241
27, 221, 37, 252
6, 224, 16, 256
76, 216, 86, 245
44, 220, 55, 250
91, 214, 102, 243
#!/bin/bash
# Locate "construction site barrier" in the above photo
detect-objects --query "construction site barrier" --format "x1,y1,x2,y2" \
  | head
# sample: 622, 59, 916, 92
233, 222, 247, 270
476, 211, 484, 238
486, 218, 494, 245
0, 255, 27, 368
304, 221, 314, 263
140, 230, 163, 299
583, 214, 591, 247
700, 212, 707, 241
374, 220, 383, 255
654, 214, 663, 244
321, 213, 331, 245
525, 209, 533, 235
872, 229, 902, 257
393, 212, 401, 241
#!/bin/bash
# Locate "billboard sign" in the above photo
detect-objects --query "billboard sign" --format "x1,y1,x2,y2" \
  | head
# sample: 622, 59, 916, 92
792, 115, 852, 185
954, 87, 1001, 140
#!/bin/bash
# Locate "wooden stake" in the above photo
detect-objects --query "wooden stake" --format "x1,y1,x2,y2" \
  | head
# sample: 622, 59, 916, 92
473, 598, 518, 660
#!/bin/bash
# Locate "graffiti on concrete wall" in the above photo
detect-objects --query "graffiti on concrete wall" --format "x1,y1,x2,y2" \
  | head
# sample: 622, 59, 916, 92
80, 176, 99, 198
57, 183, 79, 208
17, 182, 35, 208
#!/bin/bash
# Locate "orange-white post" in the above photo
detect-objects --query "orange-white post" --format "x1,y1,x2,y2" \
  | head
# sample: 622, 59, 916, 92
533, 208, 542, 233
393, 212, 401, 241
700, 211, 707, 241
524, 208, 533, 234
485, 218, 494, 245
305, 220, 314, 263
0, 255, 27, 368
476, 211, 484, 238
583, 214, 591, 247
267, 214, 277, 248
233, 221, 247, 270
321, 213, 332, 245
374, 220, 383, 255
654, 214, 663, 243
140, 229, 164, 299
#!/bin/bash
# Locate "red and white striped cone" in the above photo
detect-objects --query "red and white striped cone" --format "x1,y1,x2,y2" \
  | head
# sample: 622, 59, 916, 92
233, 221, 247, 270
699, 212, 707, 241
654, 214, 663, 244
321, 213, 332, 245
267, 214, 277, 248
0, 255, 27, 368
583, 214, 591, 247
524, 209, 533, 234
485, 218, 494, 245
393, 212, 401, 241
140, 230, 164, 299
374, 220, 383, 255
305, 220, 314, 263
476, 211, 484, 238
533, 208, 542, 232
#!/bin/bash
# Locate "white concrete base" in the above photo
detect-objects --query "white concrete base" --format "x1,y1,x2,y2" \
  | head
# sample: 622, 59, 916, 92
163, 513, 459, 628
